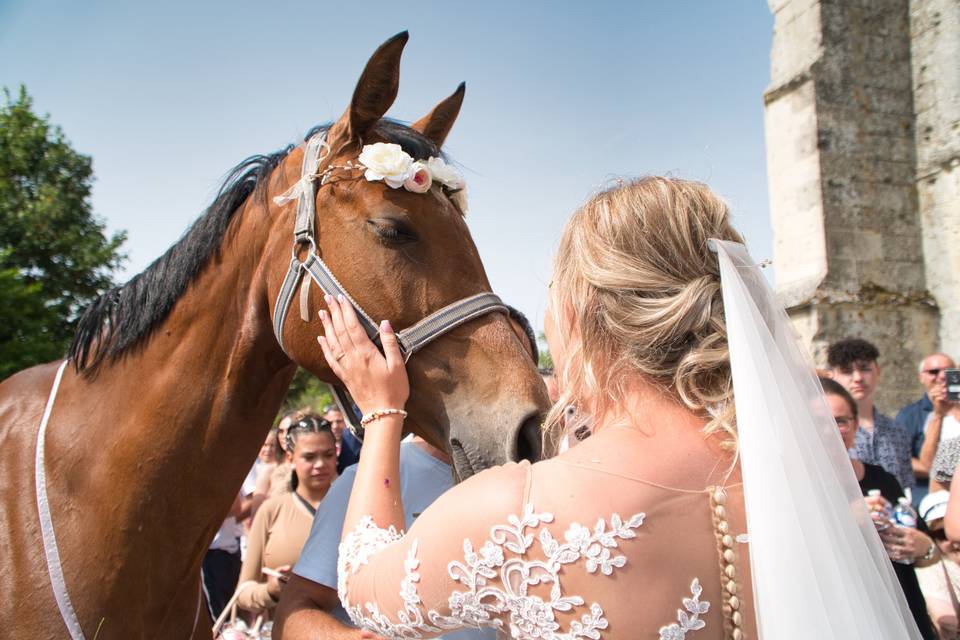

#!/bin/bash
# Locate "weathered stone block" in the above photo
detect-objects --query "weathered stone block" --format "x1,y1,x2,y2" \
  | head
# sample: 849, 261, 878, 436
917, 164, 960, 353
881, 234, 930, 262
766, 0, 952, 406
910, 0, 960, 173
768, 4, 824, 88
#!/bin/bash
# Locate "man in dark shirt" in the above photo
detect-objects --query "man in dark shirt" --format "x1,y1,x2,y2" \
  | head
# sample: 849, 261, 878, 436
896, 353, 955, 507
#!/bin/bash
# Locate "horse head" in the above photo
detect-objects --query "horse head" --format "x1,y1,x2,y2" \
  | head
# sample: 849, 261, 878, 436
263, 33, 549, 479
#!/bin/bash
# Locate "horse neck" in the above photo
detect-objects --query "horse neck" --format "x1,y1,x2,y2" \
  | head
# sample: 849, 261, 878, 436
82, 195, 295, 545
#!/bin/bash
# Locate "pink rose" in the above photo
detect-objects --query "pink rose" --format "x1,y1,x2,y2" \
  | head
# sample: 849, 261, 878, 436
403, 163, 432, 193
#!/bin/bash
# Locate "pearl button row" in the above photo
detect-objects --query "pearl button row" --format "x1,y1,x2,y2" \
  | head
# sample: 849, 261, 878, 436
711, 487, 744, 640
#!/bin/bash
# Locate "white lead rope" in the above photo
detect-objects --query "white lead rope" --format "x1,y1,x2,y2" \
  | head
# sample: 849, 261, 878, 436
36, 360, 205, 639
36, 360, 86, 640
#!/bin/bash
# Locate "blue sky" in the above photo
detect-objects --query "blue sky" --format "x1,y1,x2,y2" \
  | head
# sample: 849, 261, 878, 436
1, 1, 775, 334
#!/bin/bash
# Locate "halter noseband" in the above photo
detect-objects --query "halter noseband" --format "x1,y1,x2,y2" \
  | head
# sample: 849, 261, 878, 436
272, 131, 507, 363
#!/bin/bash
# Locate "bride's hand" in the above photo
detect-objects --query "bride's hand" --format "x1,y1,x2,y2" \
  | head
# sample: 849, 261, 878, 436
316, 294, 409, 415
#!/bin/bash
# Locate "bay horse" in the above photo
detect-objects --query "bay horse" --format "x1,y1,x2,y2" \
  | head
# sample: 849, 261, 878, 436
0, 32, 549, 639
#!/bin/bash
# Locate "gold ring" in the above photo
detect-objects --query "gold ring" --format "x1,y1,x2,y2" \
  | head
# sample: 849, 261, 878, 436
335, 352, 346, 361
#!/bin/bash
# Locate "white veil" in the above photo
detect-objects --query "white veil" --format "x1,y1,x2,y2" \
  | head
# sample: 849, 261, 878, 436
710, 239, 921, 639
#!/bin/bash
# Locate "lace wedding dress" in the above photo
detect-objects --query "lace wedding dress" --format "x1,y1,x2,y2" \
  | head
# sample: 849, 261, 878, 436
336, 240, 922, 640
338, 425, 754, 640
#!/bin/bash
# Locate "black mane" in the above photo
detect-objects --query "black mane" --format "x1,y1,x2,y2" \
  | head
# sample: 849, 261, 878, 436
69, 121, 441, 374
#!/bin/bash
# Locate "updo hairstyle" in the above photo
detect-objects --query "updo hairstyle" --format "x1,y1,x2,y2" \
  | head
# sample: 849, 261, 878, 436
547, 176, 744, 448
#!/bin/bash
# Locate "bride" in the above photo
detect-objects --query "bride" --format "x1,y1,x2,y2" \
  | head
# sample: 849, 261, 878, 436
315, 177, 921, 639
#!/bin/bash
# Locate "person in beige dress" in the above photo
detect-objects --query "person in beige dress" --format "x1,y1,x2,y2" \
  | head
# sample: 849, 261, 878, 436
238, 414, 338, 614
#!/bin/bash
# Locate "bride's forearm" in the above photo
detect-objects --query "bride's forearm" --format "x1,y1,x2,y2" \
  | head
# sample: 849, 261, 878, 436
342, 414, 406, 541
316, 295, 410, 542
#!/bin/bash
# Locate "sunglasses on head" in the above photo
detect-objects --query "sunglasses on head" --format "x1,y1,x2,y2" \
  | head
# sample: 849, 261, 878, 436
290, 416, 332, 432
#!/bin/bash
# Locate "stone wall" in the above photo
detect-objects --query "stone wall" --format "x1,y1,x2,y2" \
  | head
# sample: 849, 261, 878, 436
765, 0, 942, 413
911, 0, 960, 356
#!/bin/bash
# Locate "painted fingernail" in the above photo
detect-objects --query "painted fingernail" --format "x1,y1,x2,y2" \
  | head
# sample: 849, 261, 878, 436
324, 294, 332, 303
337, 293, 345, 303
382, 319, 392, 331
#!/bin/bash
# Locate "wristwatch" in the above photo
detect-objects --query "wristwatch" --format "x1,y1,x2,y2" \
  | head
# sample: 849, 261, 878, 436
921, 540, 937, 562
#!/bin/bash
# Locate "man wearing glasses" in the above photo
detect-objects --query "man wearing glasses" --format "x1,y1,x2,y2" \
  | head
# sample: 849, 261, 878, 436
897, 353, 959, 506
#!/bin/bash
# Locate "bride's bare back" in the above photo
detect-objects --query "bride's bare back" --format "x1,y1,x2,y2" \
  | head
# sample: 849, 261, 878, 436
338, 425, 756, 639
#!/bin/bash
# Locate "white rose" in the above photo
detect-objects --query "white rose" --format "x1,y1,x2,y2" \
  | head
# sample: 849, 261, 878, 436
358, 143, 414, 188
426, 156, 465, 190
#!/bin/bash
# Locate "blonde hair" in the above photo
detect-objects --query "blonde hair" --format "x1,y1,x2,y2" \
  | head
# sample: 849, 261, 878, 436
547, 176, 744, 448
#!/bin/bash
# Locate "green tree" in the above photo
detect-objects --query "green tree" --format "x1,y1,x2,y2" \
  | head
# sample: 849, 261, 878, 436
537, 331, 553, 371
281, 367, 334, 415
0, 86, 126, 379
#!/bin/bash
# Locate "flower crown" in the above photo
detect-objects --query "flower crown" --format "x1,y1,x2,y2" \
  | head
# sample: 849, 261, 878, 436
335, 143, 467, 214
275, 141, 468, 215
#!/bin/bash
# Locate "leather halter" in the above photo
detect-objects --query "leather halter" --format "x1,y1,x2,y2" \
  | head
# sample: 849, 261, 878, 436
272, 132, 507, 357
272, 133, 507, 431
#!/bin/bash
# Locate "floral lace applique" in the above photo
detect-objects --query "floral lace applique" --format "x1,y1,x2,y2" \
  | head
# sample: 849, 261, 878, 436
338, 505, 647, 640
658, 579, 710, 640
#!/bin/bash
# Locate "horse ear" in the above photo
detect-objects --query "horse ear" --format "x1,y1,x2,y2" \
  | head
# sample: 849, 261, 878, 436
329, 31, 408, 145
411, 82, 466, 148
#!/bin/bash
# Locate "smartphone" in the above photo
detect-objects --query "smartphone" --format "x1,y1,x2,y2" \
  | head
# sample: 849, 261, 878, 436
261, 567, 286, 579
946, 369, 960, 402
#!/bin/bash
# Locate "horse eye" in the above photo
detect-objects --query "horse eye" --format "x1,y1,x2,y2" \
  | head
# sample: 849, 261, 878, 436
367, 218, 418, 244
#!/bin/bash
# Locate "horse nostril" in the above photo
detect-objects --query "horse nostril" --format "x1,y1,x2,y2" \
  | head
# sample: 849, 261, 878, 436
514, 414, 543, 463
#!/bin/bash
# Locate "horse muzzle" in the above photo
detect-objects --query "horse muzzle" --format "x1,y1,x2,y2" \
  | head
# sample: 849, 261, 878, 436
447, 409, 544, 481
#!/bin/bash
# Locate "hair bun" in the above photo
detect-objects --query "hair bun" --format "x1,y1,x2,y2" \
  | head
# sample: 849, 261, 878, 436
547, 176, 742, 448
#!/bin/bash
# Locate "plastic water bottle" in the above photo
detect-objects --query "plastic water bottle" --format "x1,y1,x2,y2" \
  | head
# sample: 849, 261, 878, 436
894, 497, 918, 528
892, 497, 918, 565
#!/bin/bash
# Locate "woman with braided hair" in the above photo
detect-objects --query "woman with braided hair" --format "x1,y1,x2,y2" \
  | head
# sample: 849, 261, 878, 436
237, 413, 338, 616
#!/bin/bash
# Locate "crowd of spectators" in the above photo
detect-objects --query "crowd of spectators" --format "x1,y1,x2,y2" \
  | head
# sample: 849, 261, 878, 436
207, 404, 357, 634
825, 337, 960, 639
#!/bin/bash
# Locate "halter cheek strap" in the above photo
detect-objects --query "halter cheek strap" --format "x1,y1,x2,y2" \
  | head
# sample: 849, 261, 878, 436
271, 132, 508, 361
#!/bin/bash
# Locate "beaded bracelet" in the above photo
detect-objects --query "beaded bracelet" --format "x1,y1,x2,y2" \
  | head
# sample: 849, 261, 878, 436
359, 408, 408, 428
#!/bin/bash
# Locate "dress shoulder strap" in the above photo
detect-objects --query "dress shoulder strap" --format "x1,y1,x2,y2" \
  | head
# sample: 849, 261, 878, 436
521, 459, 534, 507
